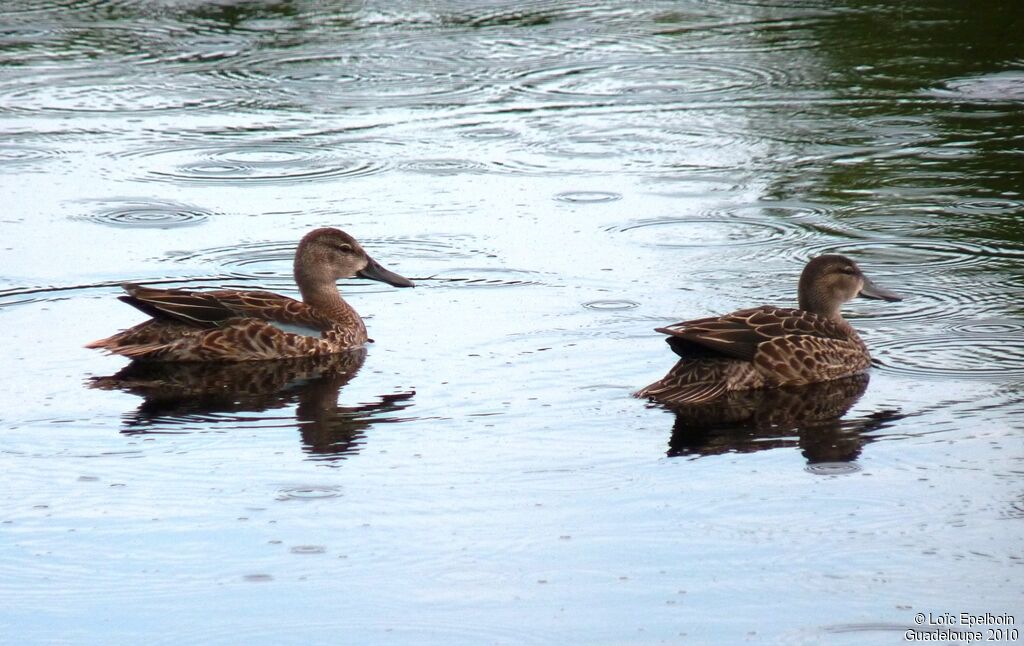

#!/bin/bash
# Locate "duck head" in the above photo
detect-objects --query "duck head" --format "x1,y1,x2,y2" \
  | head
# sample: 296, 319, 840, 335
294, 227, 414, 297
798, 254, 901, 319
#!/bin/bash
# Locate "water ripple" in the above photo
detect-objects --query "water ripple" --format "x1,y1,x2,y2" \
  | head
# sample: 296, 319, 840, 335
0, 144, 65, 168
164, 240, 291, 278
158, 241, 310, 294
872, 333, 1024, 380
243, 50, 486, 108
289, 545, 327, 555
514, 59, 787, 102
705, 203, 837, 221
457, 3, 606, 29
0, 0, 142, 15
792, 238, 1024, 269
521, 117, 758, 170
950, 198, 1024, 215
124, 144, 387, 186
555, 191, 623, 204
931, 71, 1024, 102
804, 462, 862, 476
856, 283, 1012, 324
167, 235, 474, 268
947, 321, 1024, 335
652, 17, 824, 53
76, 198, 212, 229
456, 125, 519, 140
162, 235, 497, 291
147, 616, 550, 646
0, 74, 237, 115
276, 486, 343, 501
702, 0, 845, 10
425, 268, 545, 289
832, 203, 962, 237
607, 216, 813, 249
398, 158, 489, 175
834, 200, 1024, 238
582, 300, 639, 311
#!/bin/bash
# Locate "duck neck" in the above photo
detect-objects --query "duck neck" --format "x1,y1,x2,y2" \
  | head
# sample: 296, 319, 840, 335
799, 292, 846, 324
800, 292, 859, 338
296, 268, 360, 326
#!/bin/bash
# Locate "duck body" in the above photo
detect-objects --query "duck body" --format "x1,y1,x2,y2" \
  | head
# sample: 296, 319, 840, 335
91, 285, 369, 361
87, 228, 413, 362
636, 305, 870, 405
636, 255, 901, 405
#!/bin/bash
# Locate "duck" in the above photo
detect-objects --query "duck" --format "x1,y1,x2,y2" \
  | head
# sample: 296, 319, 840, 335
86, 227, 414, 362
635, 254, 902, 405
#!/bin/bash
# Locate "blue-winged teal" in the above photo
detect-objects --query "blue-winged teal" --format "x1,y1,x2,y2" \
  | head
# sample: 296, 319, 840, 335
636, 254, 901, 405
87, 228, 413, 362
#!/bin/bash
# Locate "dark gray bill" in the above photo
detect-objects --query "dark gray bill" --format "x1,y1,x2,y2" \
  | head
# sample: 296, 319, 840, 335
357, 257, 415, 288
859, 275, 902, 302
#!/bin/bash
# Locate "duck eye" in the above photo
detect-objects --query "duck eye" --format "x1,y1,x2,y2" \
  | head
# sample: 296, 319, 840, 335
335, 243, 353, 253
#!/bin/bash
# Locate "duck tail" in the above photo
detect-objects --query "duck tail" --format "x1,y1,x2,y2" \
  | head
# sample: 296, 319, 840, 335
85, 335, 170, 359
110, 342, 171, 359
84, 336, 115, 350
634, 378, 727, 405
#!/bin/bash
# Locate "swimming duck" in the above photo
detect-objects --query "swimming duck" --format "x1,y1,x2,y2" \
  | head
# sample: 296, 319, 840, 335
86, 227, 413, 362
635, 255, 901, 405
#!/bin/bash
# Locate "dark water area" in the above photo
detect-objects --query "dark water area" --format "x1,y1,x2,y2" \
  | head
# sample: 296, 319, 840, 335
1, 1, 1022, 643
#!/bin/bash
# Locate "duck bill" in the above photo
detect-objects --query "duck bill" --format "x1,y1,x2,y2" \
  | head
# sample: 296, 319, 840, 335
357, 257, 415, 288
859, 276, 902, 302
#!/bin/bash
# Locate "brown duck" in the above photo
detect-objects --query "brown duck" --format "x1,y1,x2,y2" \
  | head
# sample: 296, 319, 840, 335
636, 255, 902, 405
86, 227, 413, 362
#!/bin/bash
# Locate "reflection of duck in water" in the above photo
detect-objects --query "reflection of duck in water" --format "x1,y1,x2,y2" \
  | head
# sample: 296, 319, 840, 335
637, 255, 902, 405
664, 373, 902, 465
89, 350, 415, 460
86, 228, 413, 362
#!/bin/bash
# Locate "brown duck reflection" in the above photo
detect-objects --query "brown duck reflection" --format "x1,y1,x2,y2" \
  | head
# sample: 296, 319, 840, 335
88, 349, 415, 460
662, 374, 901, 465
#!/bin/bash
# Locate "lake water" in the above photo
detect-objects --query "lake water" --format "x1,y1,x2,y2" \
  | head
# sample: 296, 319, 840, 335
1, 1, 1022, 643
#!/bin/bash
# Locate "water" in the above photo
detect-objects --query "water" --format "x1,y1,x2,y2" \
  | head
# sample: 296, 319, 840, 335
1, 1, 1022, 643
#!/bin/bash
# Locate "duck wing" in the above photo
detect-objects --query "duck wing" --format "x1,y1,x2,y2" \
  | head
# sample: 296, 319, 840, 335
753, 334, 870, 386
119, 284, 312, 329
201, 290, 324, 330
656, 306, 850, 361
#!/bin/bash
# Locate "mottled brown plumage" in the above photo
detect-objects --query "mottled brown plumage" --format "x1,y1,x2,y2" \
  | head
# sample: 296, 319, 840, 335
86, 228, 414, 362
636, 255, 902, 405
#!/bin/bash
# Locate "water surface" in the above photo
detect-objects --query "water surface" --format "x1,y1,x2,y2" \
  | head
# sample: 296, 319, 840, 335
1, 1, 1022, 643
